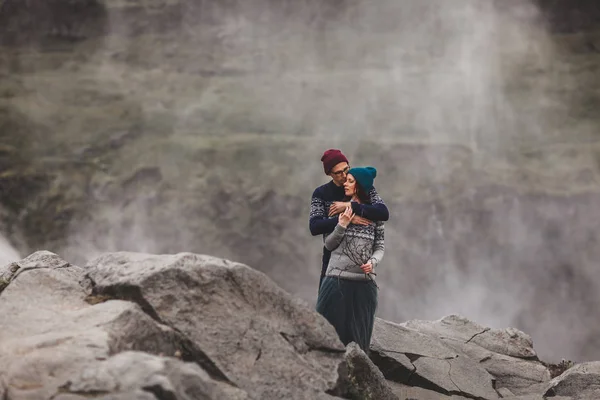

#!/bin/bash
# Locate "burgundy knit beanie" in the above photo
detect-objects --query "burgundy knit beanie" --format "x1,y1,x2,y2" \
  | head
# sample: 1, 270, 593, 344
321, 149, 349, 174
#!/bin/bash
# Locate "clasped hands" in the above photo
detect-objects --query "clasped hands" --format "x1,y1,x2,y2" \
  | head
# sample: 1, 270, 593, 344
328, 201, 372, 226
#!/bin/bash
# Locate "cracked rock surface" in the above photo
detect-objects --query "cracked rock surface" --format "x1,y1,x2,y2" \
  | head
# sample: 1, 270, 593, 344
543, 362, 600, 399
0, 251, 347, 400
4, 250, 600, 400
343, 342, 397, 400
404, 315, 538, 359
370, 316, 554, 399
84, 251, 346, 399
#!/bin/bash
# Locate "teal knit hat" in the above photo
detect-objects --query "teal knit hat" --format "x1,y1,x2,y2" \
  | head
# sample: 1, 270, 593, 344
348, 166, 377, 192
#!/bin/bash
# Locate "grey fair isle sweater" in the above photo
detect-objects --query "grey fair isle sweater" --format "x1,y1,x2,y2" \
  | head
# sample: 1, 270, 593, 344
323, 221, 385, 281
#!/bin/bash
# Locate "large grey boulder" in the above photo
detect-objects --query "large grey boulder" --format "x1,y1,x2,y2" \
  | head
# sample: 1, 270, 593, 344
0, 251, 243, 400
84, 251, 346, 400
544, 362, 600, 399
370, 318, 500, 399
7, 250, 600, 400
1, 250, 349, 400
59, 351, 248, 400
370, 315, 553, 399
403, 315, 538, 359
387, 381, 472, 399
403, 315, 551, 395
419, 316, 550, 395
500, 396, 571, 400
344, 342, 398, 400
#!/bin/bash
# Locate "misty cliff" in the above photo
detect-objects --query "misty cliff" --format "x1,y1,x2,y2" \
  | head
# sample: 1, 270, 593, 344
2, 0, 600, 364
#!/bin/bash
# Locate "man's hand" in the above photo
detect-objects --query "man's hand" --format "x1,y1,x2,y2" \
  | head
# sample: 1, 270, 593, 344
351, 215, 373, 226
329, 201, 351, 216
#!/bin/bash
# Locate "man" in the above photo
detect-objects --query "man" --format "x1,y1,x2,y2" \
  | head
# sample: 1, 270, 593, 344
310, 149, 389, 290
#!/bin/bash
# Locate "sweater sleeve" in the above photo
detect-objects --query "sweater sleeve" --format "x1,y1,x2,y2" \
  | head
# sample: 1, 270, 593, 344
324, 224, 347, 251
370, 221, 385, 268
309, 188, 338, 236
350, 187, 390, 221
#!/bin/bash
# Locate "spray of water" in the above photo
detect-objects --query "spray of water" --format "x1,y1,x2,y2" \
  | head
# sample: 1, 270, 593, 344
0, 234, 20, 266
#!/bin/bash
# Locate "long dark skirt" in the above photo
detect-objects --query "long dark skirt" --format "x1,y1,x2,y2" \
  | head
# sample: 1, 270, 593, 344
316, 276, 378, 351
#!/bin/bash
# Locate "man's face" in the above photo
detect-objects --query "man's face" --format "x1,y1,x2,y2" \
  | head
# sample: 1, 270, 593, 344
329, 162, 350, 186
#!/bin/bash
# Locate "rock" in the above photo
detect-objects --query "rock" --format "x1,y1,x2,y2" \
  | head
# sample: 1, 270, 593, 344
0, 261, 19, 293
403, 315, 537, 359
497, 387, 515, 397
501, 396, 572, 400
0, 251, 246, 400
544, 362, 600, 399
370, 318, 499, 399
6, 250, 600, 400
344, 342, 397, 400
438, 338, 549, 395
386, 381, 471, 399
400, 315, 550, 396
84, 251, 347, 399
479, 353, 550, 395
0, 250, 69, 293
53, 391, 157, 400
60, 351, 248, 400
0, 0, 108, 44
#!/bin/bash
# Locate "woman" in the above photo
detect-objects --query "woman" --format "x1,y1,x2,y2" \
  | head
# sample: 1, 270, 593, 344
316, 166, 384, 351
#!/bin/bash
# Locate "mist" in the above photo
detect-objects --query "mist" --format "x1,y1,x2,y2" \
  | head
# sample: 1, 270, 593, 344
0, 234, 20, 266
3, 0, 600, 363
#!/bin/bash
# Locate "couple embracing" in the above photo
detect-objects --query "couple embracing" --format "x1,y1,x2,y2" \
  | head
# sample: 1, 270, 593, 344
309, 149, 389, 352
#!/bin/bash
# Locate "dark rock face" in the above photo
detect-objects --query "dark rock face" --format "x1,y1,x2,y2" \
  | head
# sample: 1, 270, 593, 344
535, 0, 600, 33
0, 0, 108, 45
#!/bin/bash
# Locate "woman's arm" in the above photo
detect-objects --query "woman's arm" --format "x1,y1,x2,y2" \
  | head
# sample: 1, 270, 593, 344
325, 207, 353, 251
324, 224, 346, 251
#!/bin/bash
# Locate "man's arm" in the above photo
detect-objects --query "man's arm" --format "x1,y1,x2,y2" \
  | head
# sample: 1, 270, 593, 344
349, 187, 389, 221
309, 189, 338, 236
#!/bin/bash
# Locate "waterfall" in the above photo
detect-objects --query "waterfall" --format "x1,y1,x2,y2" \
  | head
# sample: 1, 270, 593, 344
0, 233, 20, 266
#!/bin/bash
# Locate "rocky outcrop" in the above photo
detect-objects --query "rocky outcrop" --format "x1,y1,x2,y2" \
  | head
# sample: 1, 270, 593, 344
544, 362, 600, 399
369, 316, 555, 399
0, 251, 346, 400
83, 251, 346, 399
56, 351, 249, 400
370, 318, 501, 399
2, 250, 600, 400
343, 343, 397, 400
0, 0, 108, 44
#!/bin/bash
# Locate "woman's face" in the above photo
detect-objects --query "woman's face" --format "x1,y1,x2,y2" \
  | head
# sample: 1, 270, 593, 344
344, 174, 356, 197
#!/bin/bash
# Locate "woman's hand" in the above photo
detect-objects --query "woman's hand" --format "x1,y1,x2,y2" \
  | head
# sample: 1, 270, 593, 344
360, 261, 373, 274
338, 206, 354, 228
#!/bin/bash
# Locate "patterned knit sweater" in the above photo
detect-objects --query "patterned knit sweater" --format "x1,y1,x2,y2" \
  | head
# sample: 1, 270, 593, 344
323, 221, 385, 281
309, 181, 389, 278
